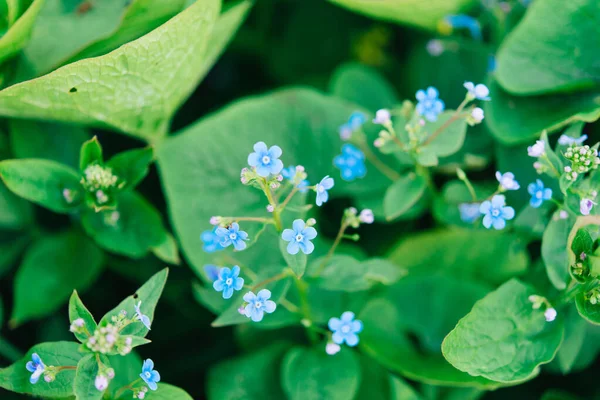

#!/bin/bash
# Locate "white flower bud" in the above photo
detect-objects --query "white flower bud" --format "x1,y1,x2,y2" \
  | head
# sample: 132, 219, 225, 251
95, 375, 108, 391
544, 308, 557, 322
325, 342, 341, 355
359, 209, 374, 224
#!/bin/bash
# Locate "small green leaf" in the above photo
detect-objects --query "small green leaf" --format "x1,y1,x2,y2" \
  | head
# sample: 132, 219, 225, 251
542, 212, 574, 290
575, 290, 600, 325
11, 231, 104, 326
571, 228, 594, 257
151, 232, 180, 265
282, 347, 361, 400
556, 305, 587, 374
421, 111, 467, 159
81, 191, 169, 258
279, 238, 307, 278
384, 173, 427, 221
74, 354, 108, 400
106, 147, 154, 191
79, 136, 103, 171
136, 383, 194, 400
98, 268, 168, 337
0, 179, 33, 229
0, 159, 83, 213
442, 279, 564, 382
0, 341, 82, 397
0, 0, 45, 64
69, 290, 98, 344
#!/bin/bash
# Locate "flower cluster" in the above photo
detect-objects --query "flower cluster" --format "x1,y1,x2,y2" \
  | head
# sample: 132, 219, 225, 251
86, 324, 133, 355
563, 145, 600, 181
416, 86, 445, 122
338, 112, 367, 140
81, 164, 119, 206
334, 144, 366, 181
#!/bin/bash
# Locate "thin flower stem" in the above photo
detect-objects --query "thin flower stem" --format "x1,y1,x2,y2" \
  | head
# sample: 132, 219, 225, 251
293, 276, 318, 345
220, 255, 258, 281
316, 222, 348, 275
262, 178, 282, 231
57, 365, 78, 371
251, 271, 290, 291
221, 217, 273, 223
279, 187, 299, 212
423, 98, 470, 146
457, 168, 477, 202
356, 138, 401, 181
279, 297, 301, 314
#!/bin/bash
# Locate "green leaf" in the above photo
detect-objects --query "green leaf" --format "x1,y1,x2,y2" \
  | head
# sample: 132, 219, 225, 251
432, 180, 495, 227
98, 268, 168, 337
542, 211, 574, 290
279, 238, 307, 278
151, 232, 180, 265
74, 354, 108, 400
556, 305, 587, 374
0, 0, 222, 140
328, 62, 397, 112
281, 346, 361, 400
575, 289, 600, 325
79, 136, 103, 171
307, 255, 405, 292
442, 279, 564, 382
0, 178, 33, 229
541, 390, 582, 400
207, 343, 288, 400
388, 228, 529, 286
359, 276, 501, 388
106, 147, 153, 191
0, 159, 83, 213
328, 0, 476, 31
0, 0, 44, 64
69, 290, 98, 343
421, 111, 467, 160
571, 228, 594, 257
384, 173, 427, 221
0, 235, 29, 279
484, 79, 600, 145
496, 0, 600, 95
0, 341, 82, 397
157, 88, 390, 273
11, 231, 104, 326
81, 191, 168, 258
136, 383, 194, 400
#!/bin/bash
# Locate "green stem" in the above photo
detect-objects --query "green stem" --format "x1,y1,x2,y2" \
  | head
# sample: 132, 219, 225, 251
251, 271, 290, 291
316, 222, 348, 275
263, 179, 282, 231
294, 276, 318, 345
0, 336, 22, 362
423, 98, 470, 146
456, 168, 477, 202
355, 132, 401, 181
115, 378, 143, 399
279, 187, 299, 212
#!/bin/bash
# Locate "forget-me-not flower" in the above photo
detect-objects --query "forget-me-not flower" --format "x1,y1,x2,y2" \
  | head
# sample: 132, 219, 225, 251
134, 301, 151, 330
334, 144, 366, 181
281, 165, 309, 192
581, 198, 596, 215
459, 203, 481, 223
247, 141, 284, 177
315, 176, 334, 206
26, 353, 45, 384
140, 359, 160, 391
479, 195, 515, 230
213, 266, 244, 299
282, 219, 317, 255
527, 179, 552, 208
496, 171, 520, 191
243, 289, 276, 322
215, 223, 249, 251
527, 140, 545, 157
464, 82, 490, 101
558, 134, 588, 146
328, 311, 363, 347
416, 87, 445, 122
338, 112, 367, 140
443, 15, 482, 40
200, 229, 225, 253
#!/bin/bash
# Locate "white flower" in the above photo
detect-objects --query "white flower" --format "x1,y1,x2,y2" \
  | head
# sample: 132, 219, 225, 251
580, 198, 596, 215
464, 82, 490, 100
426, 39, 444, 56
325, 342, 341, 355
495, 171, 520, 191
372, 109, 391, 125
559, 210, 568, 219
544, 308, 557, 322
471, 107, 484, 123
359, 209, 374, 224
527, 140, 545, 157
95, 374, 108, 391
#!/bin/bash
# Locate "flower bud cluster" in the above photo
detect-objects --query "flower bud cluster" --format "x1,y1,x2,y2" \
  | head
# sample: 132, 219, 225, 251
343, 207, 374, 228
563, 145, 600, 181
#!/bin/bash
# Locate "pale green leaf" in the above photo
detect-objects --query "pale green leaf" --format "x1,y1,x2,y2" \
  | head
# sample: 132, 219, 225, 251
384, 173, 427, 221
68, 290, 98, 344
0, 0, 44, 64
542, 211, 574, 290
279, 238, 307, 278
74, 354, 108, 400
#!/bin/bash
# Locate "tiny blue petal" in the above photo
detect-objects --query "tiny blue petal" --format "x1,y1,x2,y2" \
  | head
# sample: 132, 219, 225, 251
213, 266, 245, 299
415, 86, 445, 122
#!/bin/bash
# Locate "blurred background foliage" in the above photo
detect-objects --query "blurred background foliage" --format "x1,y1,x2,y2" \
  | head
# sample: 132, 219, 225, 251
0, 0, 599, 399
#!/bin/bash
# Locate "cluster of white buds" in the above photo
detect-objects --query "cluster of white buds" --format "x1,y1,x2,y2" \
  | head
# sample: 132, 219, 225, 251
94, 367, 115, 392
111, 310, 129, 329
563, 145, 600, 180
86, 324, 120, 354
69, 318, 86, 334
82, 164, 118, 191
134, 386, 149, 399
344, 207, 374, 228
528, 295, 557, 322
43, 366, 58, 383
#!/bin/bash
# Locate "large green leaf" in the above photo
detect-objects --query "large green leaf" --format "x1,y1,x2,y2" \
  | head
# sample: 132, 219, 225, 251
542, 212, 573, 290
383, 173, 427, 221
281, 347, 361, 400
556, 305, 587, 374
0, 341, 82, 397
207, 343, 288, 400
442, 279, 564, 382
11, 231, 104, 326
74, 354, 107, 400
0, 0, 44, 64
496, 0, 600, 95
484, 79, 600, 145
328, 0, 476, 31
157, 88, 390, 272
0, 0, 222, 141
388, 228, 529, 286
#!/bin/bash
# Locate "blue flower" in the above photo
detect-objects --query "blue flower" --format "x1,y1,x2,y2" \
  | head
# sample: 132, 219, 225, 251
134, 301, 151, 330
558, 134, 588, 146
247, 141, 284, 177
479, 195, 515, 230
495, 171, 520, 191
281, 165, 309, 193
140, 359, 160, 391
200, 229, 225, 253
243, 289, 276, 322
338, 112, 367, 140
334, 144, 366, 181
464, 82, 490, 101
282, 219, 317, 255
443, 15, 482, 40
459, 203, 480, 223
315, 176, 334, 206
204, 264, 220, 281
26, 353, 45, 384
415, 87, 445, 122
527, 180, 552, 208
328, 311, 363, 347
215, 223, 249, 251
213, 266, 244, 299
